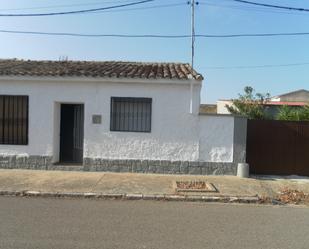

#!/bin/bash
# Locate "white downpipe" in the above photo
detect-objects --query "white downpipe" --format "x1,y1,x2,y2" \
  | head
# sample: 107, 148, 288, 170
190, 82, 193, 114
190, 0, 195, 114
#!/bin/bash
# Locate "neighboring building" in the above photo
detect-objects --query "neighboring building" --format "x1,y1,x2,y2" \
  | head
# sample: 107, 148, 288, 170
0, 59, 247, 175
217, 89, 309, 117
217, 100, 234, 115
199, 104, 217, 114
270, 89, 309, 103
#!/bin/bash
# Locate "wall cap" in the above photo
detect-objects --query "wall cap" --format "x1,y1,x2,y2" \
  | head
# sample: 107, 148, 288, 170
199, 113, 247, 119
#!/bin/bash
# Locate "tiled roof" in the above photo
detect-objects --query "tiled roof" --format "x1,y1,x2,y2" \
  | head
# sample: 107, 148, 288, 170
0, 59, 203, 81
265, 101, 308, 106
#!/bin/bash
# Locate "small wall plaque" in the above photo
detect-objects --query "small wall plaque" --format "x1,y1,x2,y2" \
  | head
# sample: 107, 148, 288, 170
92, 115, 102, 124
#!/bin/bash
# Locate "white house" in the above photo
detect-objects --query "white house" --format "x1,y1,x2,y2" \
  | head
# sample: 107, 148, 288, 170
0, 59, 247, 175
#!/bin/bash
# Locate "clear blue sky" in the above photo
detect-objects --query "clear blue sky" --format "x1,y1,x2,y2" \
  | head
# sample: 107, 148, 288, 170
1, 0, 309, 103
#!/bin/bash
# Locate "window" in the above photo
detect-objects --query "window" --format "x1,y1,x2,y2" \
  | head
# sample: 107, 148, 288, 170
0, 95, 28, 145
110, 97, 152, 132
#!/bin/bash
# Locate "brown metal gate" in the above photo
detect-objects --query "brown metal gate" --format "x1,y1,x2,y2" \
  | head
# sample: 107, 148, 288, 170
246, 120, 309, 176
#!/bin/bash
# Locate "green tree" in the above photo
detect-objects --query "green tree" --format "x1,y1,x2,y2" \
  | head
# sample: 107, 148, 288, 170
276, 105, 309, 121
226, 86, 270, 120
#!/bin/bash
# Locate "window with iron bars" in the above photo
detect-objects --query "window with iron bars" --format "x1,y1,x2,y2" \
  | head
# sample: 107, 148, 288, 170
110, 97, 152, 132
0, 95, 28, 145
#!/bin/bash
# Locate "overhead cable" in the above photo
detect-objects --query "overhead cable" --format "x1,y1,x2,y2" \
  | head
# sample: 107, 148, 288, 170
199, 62, 309, 70
0, 0, 154, 17
232, 0, 309, 12
0, 0, 135, 12
1, 29, 309, 38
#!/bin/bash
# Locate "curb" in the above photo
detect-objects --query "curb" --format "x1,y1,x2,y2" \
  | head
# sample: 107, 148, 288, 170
0, 190, 260, 204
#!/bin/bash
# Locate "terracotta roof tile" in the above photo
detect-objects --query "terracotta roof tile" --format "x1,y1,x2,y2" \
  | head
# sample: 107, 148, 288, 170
0, 59, 203, 81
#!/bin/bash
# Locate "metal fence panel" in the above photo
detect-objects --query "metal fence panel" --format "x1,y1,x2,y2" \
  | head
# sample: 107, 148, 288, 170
247, 119, 309, 176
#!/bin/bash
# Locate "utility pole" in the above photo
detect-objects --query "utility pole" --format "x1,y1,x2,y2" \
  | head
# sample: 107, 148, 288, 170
191, 0, 195, 69
189, 0, 197, 113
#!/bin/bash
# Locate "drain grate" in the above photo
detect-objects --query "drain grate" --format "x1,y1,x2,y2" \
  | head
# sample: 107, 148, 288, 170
174, 180, 218, 193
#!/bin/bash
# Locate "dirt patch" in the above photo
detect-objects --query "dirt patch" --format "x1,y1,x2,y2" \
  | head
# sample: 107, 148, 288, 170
175, 181, 217, 193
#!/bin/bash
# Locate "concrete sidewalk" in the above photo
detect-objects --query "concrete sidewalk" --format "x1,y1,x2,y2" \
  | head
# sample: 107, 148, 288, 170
0, 169, 309, 204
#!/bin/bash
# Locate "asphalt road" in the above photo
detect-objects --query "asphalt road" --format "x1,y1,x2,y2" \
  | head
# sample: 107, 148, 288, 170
0, 197, 309, 249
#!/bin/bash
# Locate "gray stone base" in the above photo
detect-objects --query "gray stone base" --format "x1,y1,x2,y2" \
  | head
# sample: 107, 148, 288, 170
83, 158, 237, 175
0, 155, 52, 170
0, 156, 237, 175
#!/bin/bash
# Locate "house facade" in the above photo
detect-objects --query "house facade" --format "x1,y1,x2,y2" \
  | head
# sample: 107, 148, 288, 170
0, 60, 247, 175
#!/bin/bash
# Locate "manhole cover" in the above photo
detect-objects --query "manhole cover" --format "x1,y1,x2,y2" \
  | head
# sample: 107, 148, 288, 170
174, 180, 218, 193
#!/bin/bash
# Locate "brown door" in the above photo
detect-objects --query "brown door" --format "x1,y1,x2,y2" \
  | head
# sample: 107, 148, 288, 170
60, 104, 84, 164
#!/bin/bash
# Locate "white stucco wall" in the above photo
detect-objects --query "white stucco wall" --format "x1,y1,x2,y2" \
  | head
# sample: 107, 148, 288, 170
0, 77, 239, 163
0, 77, 201, 162
198, 115, 234, 162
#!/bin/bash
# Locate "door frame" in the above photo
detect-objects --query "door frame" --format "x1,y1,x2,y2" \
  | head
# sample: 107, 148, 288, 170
53, 102, 85, 165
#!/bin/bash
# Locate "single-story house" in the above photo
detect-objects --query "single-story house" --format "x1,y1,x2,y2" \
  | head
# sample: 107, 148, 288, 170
0, 59, 247, 175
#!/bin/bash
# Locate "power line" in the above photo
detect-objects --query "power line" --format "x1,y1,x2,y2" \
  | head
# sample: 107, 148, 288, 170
232, 0, 309, 12
1, 29, 309, 38
0, 0, 134, 12
0, 30, 188, 38
0, 0, 154, 17
197, 32, 309, 38
93, 3, 186, 14
199, 62, 309, 70
200, 1, 309, 16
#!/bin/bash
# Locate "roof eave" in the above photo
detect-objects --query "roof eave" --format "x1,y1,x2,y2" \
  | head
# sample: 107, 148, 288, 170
0, 75, 203, 85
